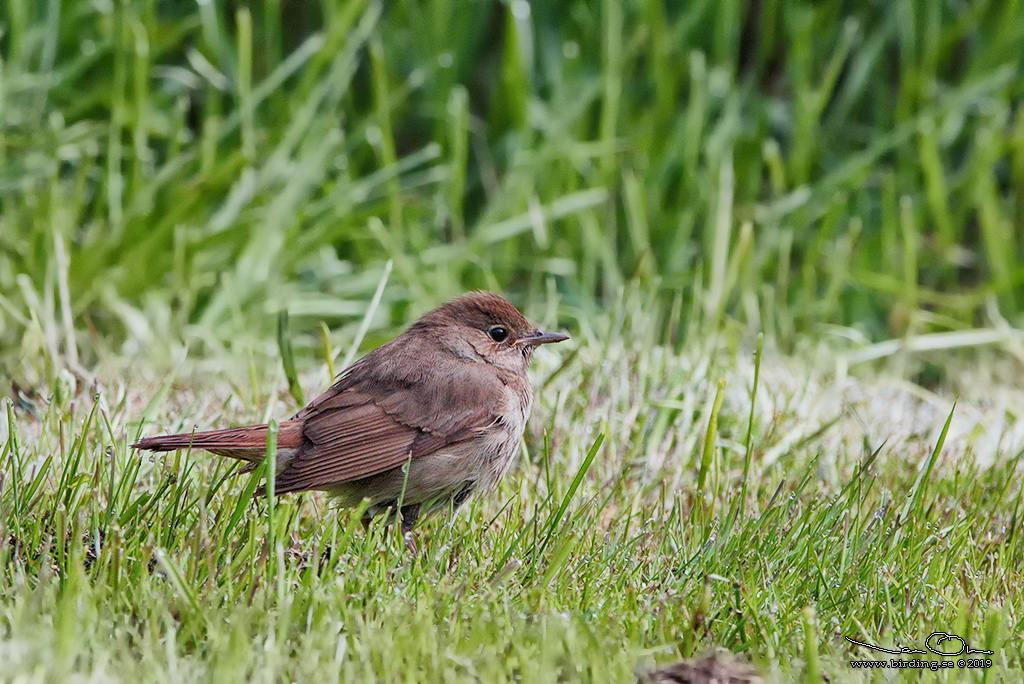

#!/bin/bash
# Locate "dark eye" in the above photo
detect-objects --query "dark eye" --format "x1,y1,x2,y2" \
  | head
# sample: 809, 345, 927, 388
488, 326, 508, 343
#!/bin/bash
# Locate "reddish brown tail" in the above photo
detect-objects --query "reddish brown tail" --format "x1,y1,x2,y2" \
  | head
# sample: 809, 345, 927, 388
132, 422, 302, 462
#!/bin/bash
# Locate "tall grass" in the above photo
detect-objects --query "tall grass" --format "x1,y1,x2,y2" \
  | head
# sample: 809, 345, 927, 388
3, 1, 1024, 384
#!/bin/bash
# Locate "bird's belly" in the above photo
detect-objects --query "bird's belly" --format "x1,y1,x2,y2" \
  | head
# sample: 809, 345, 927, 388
328, 428, 520, 514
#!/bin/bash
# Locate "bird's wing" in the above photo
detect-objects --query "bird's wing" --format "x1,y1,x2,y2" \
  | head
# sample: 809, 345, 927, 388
271, 349, 505, 494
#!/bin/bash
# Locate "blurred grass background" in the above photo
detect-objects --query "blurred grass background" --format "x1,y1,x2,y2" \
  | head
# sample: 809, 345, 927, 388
3, 0, 1024, 382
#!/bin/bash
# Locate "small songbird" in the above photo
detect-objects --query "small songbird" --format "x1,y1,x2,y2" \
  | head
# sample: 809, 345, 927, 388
133, 292, 569, 540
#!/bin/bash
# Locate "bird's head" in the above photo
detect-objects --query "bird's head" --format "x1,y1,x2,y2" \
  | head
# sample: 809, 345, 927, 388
416, 291, 569, 373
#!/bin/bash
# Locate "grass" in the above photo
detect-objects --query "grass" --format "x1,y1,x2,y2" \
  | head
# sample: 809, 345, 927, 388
3, 1, 1024, 681
3, 2, 1024, 375
2, 300, 1023, 681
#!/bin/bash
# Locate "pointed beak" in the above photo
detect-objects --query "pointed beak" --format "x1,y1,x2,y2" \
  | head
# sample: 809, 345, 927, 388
521, 330, 570, 346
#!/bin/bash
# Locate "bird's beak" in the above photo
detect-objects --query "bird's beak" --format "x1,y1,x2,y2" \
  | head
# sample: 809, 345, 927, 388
520, 330, 570, 346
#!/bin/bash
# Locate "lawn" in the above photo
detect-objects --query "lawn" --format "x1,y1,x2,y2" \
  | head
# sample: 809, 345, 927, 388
2, 1, 1024, 681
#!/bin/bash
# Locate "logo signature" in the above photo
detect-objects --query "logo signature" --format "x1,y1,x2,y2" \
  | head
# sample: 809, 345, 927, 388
846, 632, 993, 657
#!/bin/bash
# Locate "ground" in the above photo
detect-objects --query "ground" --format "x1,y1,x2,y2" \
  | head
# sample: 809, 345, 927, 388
2, 328, 1021, 682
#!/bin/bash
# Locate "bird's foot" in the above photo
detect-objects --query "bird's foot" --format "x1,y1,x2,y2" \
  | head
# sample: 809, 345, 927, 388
399, 503, 420, 554
403, 530, 418, 554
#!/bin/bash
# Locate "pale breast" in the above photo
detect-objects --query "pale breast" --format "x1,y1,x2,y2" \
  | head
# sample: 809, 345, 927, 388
482, 380, 532, 485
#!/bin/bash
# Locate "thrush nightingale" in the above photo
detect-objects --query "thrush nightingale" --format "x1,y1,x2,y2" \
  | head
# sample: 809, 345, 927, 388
134, 291, 569, 538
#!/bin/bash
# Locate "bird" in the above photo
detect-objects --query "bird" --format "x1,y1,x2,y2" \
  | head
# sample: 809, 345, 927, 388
133, 291, 569, 543
646, 652, 763, 684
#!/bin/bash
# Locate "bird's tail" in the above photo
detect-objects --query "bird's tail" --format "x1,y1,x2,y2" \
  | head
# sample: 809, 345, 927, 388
132, 422, 301, 462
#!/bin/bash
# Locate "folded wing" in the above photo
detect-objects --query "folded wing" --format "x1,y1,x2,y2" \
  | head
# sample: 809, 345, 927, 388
270, 344, 504, 494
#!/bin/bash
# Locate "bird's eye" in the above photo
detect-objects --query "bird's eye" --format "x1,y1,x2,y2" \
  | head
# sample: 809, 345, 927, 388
488, 326, 508, 343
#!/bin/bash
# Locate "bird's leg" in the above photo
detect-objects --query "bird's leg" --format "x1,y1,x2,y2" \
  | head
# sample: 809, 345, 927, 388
451, 482, 475, 510
399, 503, 420, 553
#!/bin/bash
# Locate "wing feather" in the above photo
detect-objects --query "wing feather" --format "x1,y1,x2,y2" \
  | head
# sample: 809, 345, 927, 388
271, 339, 508, 494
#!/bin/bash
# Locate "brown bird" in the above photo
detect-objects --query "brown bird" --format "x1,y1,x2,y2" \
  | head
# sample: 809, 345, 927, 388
646, 652, 763, 684
133, 291, 569, 540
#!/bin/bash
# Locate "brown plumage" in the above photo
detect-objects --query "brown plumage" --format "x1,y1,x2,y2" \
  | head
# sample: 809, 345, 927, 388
646, 653, 763, 684
133, 291, 569, 536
